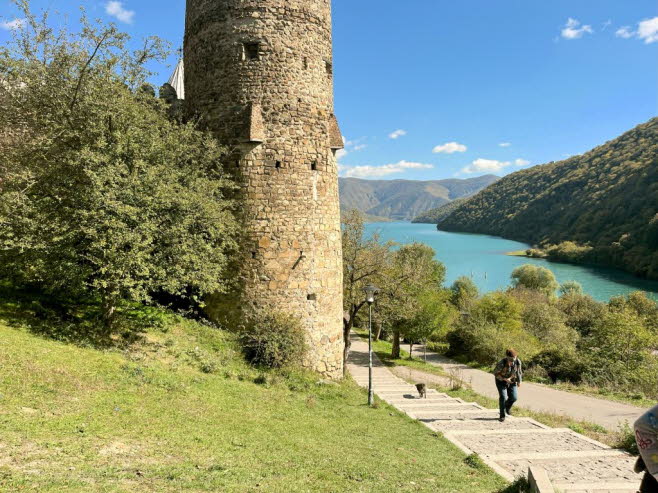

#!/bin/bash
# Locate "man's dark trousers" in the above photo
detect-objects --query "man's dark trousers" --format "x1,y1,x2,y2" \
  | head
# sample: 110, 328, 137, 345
495, 379, 518, 418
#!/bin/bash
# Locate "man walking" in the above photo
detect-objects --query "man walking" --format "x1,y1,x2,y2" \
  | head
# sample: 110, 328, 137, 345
493, 349, 522, 422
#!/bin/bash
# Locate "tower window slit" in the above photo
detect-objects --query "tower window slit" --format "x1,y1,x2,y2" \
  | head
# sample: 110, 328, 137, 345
311, 161, 318, 171
244, 42, 260, 61
325, 61, 333, 76
307, 294, 317, 301
275, 160, 282, 169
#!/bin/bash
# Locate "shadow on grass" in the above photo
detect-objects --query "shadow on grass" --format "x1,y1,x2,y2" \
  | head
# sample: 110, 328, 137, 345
0, 281, 157, 349
497, 476, 531, 493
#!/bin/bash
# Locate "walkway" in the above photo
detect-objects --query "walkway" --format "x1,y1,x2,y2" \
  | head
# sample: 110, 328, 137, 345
406, 343, 646, 432
347, 336, 641, 493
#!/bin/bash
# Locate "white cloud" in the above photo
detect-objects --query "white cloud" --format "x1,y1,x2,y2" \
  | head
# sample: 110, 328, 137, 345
499, 142, 512, 148
105, 1, 135, 24
615, 26, 634, 39
335, 149, 348, 160
638, 17, 658, 44
461, 158, 531, 174
432, 141, 467, 154
461, 159, 510, 174
388, 129, 407, 140
0, 18, 25, 30
561, 18, 593, 40
337, 137, 367, 162
342, 160, 433, 178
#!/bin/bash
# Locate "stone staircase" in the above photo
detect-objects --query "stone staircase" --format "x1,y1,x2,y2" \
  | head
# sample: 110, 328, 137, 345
347, 337, 640, 493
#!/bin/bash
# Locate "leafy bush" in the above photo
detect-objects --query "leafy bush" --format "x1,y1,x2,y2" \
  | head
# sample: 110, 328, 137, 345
240, 313, 307, 369
0, 5, 238, 332
511, 265, 559, 296
529, 349, 585, 383
450, 276, 479, 311
559, 281, 584, 297
557, 293, 606, 337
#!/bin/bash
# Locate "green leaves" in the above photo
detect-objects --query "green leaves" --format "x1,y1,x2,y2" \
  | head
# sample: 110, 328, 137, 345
0, 1, 238, 329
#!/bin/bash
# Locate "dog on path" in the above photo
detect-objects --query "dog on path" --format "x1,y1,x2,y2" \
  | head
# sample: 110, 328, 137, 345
415, 383, 427, 399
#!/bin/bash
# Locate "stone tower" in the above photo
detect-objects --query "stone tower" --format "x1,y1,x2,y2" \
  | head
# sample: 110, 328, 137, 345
185, 0, 345, 378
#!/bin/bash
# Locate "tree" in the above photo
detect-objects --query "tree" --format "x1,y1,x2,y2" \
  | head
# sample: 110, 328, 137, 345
341, 209, 394, 372
609, 291, 658, 333
382, 243, 446, 358
0, 2, 238, 331
450, 276, 479, 311
559, 281, 583, 297
511, 265, 559, 296
399, 289, 453, 358
584, 309, 656, 375
447, 292, 540, 365
557, 293, 606, 337
522, 303, 578, 352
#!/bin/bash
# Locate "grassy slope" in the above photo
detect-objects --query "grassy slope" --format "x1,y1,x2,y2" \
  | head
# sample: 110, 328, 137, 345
0, 317, 507, 492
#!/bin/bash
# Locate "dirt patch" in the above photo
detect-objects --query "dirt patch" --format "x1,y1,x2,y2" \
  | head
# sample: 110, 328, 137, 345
99, 441, 140, 457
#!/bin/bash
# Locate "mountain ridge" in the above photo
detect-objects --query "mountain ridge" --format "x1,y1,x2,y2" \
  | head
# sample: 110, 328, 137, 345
439, 118, 658, 280
339, 175, 499, 221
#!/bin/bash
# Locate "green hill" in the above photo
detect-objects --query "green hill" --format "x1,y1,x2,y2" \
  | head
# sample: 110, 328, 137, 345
440, 118, 658, 279
0, 289, 505, 492
411, 198, 469, 224
339, 176, 498, 222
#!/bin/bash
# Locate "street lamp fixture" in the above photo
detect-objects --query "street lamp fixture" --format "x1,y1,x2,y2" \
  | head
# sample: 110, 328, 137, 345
364, 284, 377, 305
363, 284, 378, 406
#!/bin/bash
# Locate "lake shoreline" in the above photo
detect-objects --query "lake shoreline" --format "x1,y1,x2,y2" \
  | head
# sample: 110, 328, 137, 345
365, 222, 658, 302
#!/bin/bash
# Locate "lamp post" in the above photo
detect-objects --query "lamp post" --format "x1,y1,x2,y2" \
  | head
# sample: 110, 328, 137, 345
364, 284, 378, 407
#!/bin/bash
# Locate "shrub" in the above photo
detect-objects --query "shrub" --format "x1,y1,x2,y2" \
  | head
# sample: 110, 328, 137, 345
511, 265, 559, 296
529, 349, 585, 383
522, 303, 579, 352
0, 7, 239, 332
559, 281, 584, 297
240, 312, 307, 369
557, 293, 606, 337
450, 276, 479, 310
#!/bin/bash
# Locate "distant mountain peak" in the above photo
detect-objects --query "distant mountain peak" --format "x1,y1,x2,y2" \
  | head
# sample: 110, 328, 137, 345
339, 175, 499, 222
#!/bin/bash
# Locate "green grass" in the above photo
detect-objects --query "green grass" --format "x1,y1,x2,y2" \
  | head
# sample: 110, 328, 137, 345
0, 297, 507, 492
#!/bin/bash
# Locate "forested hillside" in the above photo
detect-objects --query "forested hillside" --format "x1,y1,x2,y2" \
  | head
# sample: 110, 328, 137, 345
440, 118, 658, 279
412, 198, 469, 224
339, 175, 498, 221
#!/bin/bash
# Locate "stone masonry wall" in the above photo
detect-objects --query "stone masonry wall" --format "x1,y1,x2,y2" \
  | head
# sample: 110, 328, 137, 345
185, 0, 344, 378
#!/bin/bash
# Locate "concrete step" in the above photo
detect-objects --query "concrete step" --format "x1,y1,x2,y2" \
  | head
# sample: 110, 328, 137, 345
428, 418, 547, 433
496, 454, 640, 491
457, 429, 610, 460
410, 409, 501, 421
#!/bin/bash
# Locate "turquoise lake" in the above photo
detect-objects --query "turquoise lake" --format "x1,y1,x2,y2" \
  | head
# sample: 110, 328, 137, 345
364, 222, 658, 302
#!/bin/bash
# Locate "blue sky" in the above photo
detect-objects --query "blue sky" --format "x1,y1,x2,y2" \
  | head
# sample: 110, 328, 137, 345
1, 0, 656, 180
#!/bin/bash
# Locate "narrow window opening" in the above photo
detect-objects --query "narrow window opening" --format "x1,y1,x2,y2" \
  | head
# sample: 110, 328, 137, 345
251, 251, 257, 259
307, 294, 317, 301
311, 161, 318, 171
325, 61, 333, 76
235, 160, 240, 168
303, 57, 308, 69
275, 160, 282, 169
244, 42, 260, 61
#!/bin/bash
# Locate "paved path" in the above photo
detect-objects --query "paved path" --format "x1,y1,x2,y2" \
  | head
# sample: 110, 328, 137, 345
406, 343, 646, 432
347, 336, 641, 493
